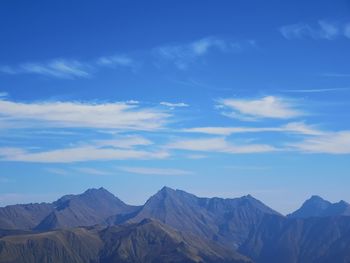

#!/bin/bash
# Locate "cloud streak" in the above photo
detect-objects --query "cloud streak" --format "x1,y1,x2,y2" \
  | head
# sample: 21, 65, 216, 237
0, 36, 253, 78
166, 137, 277, 154
160, 101, 189, 108
280, 20, 349, 40
0, 99, 170, 131
183, 122, 322, 136
0, 134, 169, 163
154, 37, 255, 69
0, 54, 135, 79
0, 145, 169, 163
119, 166, 193, 176
282, 88, 350, 93
217, 96, 302, 121
96, 55, 134, 67
290, 131, 350, 154
74, 167, 112, 176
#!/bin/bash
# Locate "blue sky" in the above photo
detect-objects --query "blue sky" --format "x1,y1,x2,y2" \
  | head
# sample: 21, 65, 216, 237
0, 0, 350, 214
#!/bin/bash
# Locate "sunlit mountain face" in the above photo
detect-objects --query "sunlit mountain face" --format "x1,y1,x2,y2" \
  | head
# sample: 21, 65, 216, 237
0, 0, 349, 262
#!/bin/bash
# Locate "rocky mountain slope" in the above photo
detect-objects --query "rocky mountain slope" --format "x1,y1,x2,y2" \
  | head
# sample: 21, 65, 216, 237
239, 214, 350, 263
0, 219, 251, 263
107, 187, 280, 248
0, 188, 138, 231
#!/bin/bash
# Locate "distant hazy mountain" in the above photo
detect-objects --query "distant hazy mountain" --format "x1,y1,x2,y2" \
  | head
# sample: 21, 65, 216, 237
289, 195, 350, 218
0, 203, 54, 230
108, 187, 281, 248
0, 219, 251, 263
36, 187, 139, 230
0, 188, 138, 231
239, 214, 350, 263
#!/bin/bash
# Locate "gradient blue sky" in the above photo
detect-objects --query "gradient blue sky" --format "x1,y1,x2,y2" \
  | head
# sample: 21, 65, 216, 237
0, 0, 349, 214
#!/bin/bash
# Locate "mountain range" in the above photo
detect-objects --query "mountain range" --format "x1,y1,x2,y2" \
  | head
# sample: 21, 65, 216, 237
0, 187, 350, 263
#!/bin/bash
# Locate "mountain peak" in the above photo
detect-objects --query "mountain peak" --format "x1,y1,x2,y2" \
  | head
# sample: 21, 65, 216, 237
241, 194, 256, 200
289, 195, 332, 218
305, 195, 331, 205
54, 187, 115, 208
84, 187, 110, 194
159, 186, 176, 193
338, 200, 349, 206
155, 186, 183, 199
308, 195, 327, 202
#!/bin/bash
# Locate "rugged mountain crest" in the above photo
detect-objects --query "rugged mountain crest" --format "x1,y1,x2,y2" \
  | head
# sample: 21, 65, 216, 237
289, 195, 350, 218
0, 188, 138, 231
36, 187, 139, 230
2, 188, 350, 262
117, 187, 281, 248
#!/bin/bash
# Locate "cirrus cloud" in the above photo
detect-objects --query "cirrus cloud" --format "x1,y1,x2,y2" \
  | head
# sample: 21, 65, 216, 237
119, 166, 193, 176
0, 145, 169, 163
182, 122, 322, 136
217, 96, 302, 121
0, 54, 135, 79
154, 37, 256, 70
290, 131, 350, 154
280, 20, 349, 40
160, 101, 189, 108
166, 137, 277, 154
0, 99, 170, 131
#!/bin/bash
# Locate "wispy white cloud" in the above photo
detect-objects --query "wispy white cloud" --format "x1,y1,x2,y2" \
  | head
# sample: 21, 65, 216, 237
94, 135, 153, 148
0, 54, 134, 79
45, 167, 112, 176
0, 134, 168, 163
24, 60, 91, 78
183, 122, 322, 136
280, 20, 349, 40
45, 168, 71, 176
0, 147, 26, 157
281, 122, 323, 135
0, 145, 169, 163
160, 101, 189, 108
96, 55, 134, 67
290, 131, 350, 154
119, 166, 193, 176
125, 100, 139, 105
186, 154, 207, 159
166, 137, 277, 154
154, 37, 255, 69
282, 87, 350, 93
0, 59, 91, 79
217, 96, 302, 121
74, 167, 112, 176
318, 20, 340, 39
0, 99, 170, 131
